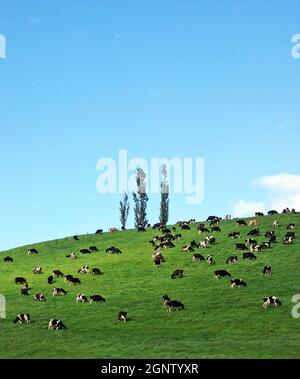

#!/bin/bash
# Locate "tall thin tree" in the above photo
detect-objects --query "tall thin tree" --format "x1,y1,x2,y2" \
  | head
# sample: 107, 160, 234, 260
119, 192, 130, 230
132, 168, 149, 228
159, 163, 169, 225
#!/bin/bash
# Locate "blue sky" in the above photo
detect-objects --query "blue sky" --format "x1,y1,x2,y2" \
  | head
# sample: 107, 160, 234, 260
0, 0, 299, 251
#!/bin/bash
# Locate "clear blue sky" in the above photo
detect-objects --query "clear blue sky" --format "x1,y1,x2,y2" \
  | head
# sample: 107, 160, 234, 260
0, 0, 299, 251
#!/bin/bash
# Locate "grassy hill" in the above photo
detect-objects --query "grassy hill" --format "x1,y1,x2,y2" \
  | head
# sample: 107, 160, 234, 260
1, 213, 300, 359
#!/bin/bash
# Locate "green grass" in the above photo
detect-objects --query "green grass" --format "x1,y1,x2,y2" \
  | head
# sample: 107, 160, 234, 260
1, 213, 300, 358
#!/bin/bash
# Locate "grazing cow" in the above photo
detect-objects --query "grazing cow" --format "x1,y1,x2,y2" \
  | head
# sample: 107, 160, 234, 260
243, 252, 257, 260
250, 244, 263, 253
198, 223, 205, 229
89, 295, 105, 303
285, 231, 295, 238
80, 249, 91, 255
247, 228, 259, 236
211, 226, 221, 232
236, 220, 247, 226
287, 223, 296, 230
48, 319, 66, 330
273, 220, 279, 228
206, 255, 215, 265
236, 243, 248, 251
248, 219, 259, 226
76, 293, 88, 303
66, 252, 77, 259
283, 207, 291, 213
152, 252, 165, 262
27, 248, 38, 255
89, 246, 99, 252
173, 234, 182, 240
15, 277, 27, 285
110, 227, 118, 233
269, 235, 277, 244
245, 238, 257, 245
155, 240, 175, 250
47, 275, 54, 284
106, 246, 122, 254
73, 235, 79, 241
34, 293, 46, 302
4, 256, 13, 262
78, 266, 89, 274
118, 311, 127, 322
165, 300, 184, 312
162, 294, 171, 306
69, 277, 81, 286
152, 223, 162, 230
228, 231, 240, 239
64, 274, 74, 283
21, 286, 30, 296
230, 279, 247, 288
33, 266, 42, 274
268, 210, 278, 215
209, 219, 219, 226
154, 258, 162, 267
262, 296, 281, 308
95, 229, 103, 234
190, 240, 199, 249
215, 270, 231, 279
171, 269, 184, 279
92, 268, 102, 275
262, 242, 272, 249
193, 253, 205, 261
283, 236, 295, 245
137, 226, 146, 232
199, 240, 208, 249
198, 227, 210, 234
52, 288, 67, 296
263, 265, 272, 275
265, 231, 275, 238
226, 256, 238, 264
53, 270, 64, 277
181, 224, 191, 230
255, 212, 264, 216
182, 245, 194, 253
205, 236, 216, 245
14, 314, 30, 324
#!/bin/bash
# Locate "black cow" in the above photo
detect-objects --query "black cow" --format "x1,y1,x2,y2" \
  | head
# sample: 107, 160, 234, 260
211, 226, 221, 232
95, 229, 103, 234
69, 277, 81, 285
165, 300, 184, 312
236, 243, 248, 250
236, 220, 247, 226
181, 224, 191, 230
193, 253, 205, 261
171, 269, 184, 279
226, 256, 238, 264
269, 235, 277, 244
199, 227, 210, 233
106, 246, 122, 254
92, 268, 102, 275
262, 296, 281, 308
268, 210, 278, 215
48, 319, 66, 330
255, 212, 264, 216
263, 265, 272, 275
15, 277, 27, 285
64, 274, 74, 283
80, 249, 91, 255
228, 231, 240, 239
89, 246, 99, 252
190, 240, 199, 249
243, 252, 257, 260
230, 279, 247, 288
14, 314, 30, 324
118, 311, 127, 322
4, 256, 13, 262
247, 228, 259, 236
47, 275, 54, 284
245, 238, 257, 245
138, 226, 146, 232
73, 235, 79, 241
215, 270, 231, 279
53, 270, 64, 277
285, 232, 295, 238
90, 295, 106, 303
154, 258, 162, 267
265, 231, 275, 238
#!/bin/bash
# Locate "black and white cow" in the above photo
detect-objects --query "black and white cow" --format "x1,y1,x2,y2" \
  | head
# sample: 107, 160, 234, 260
165, 300, 184, 312
263, 265, 272, 275
236, 243, 248, 251
106, 246, 122, 254
190, 240, 199, 249
236, 220, 247, 226
27, 248, 38, 255
34, 293, 46, 301
52, 270, 64, 278
268, 210, 278, 215
206, 255, 215, 265
14, 314, 30, 324
15, 277, 27, 285
52, 288, 67, 296
193, 253, 205, 261
89, 295, 106, 303
255, 212, 264, 217
287, 223, 296, 230
171, 269, 184, 279
33, 266, 43, 274
78, 266, 89, 274
76, 293, 88, 303
226, 256, 238, 264
214, 270, 231, 279
243, 252, 257, 260
228, 231, 240, 239
245, 238, 257, 245
66, 252, 77, 259
182, 245, 194, 253
21, 286, 30, 296
48, 319, 66, 330
247, 228, 259, 236
89, 246, 99, 252
265, 231, 275, 238
118, 311, 127, 322
283, 236, 295, 245
211, 226, 221, 232
69, 277, 81, 286
262, 296, 281, 308
198, 227, 210, 234
230, 279, 247, 288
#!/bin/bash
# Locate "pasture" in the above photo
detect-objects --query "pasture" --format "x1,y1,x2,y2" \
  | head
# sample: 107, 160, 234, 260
0, 213, 300, 358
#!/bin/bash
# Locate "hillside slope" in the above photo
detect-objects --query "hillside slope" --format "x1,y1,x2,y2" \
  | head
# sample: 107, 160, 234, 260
1, 213, 300, 359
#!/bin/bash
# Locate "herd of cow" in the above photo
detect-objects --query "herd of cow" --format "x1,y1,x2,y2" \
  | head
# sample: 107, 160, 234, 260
3, 207, 297, 329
